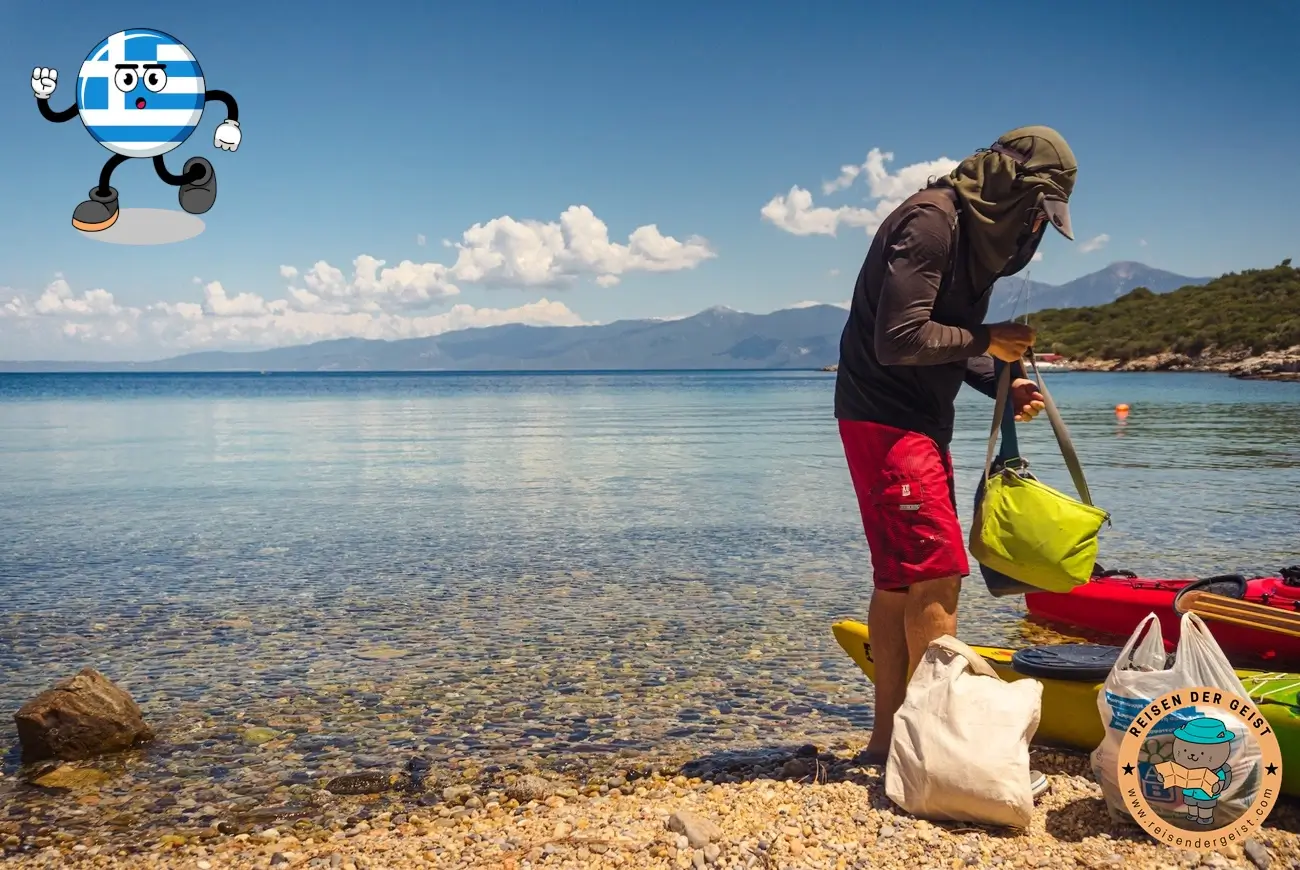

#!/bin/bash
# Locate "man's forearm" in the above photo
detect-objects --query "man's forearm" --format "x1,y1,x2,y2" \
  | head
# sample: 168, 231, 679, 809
877, 320, 991, 366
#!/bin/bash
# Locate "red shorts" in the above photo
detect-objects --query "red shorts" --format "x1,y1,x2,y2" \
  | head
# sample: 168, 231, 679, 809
839, 419, 969, 590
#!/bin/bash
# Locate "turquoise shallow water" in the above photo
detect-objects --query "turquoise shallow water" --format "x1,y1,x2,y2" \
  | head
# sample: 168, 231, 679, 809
0, 370, 1297, 843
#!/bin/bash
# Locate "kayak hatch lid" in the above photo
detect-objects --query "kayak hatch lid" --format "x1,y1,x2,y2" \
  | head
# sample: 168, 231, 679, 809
1010, 643, 1121, 682
1173, 574, 1249, 613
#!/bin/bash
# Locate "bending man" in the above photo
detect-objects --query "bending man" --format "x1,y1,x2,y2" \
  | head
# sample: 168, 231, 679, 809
835, 126, 1077, 764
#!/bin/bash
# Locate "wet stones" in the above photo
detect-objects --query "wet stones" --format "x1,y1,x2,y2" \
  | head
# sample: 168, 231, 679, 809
324, 772, 410, 795
405, 755, 433, 791
505, 774, 554, 803
441, 784, 474, 804
14, 667, 154, 762
26, 764, 112, 790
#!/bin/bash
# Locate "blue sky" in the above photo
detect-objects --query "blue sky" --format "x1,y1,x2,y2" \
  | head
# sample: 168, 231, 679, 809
1, 0, 1297, 360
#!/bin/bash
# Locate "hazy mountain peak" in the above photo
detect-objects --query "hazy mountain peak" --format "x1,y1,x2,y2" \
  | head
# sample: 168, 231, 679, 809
988, 261, 1209, 319
1106, 261, 1143, 277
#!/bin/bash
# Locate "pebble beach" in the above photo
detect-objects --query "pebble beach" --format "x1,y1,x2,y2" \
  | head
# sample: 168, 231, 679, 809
7, 573, 1297, 869
5, 748, 1300, 870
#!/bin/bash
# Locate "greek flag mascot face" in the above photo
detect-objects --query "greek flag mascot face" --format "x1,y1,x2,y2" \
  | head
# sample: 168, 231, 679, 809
31, 28, 242, 234
77, 29, 206, 159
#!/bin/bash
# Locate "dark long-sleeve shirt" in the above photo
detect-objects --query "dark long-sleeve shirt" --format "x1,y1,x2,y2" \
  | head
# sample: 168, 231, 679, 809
834, 186, 999, 447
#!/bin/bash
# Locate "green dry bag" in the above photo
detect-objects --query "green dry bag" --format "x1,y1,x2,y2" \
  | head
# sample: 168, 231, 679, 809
968, 355, 1110, 593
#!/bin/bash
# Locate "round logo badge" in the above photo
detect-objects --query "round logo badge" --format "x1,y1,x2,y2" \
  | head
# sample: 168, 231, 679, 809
1117, 686, 1283, 849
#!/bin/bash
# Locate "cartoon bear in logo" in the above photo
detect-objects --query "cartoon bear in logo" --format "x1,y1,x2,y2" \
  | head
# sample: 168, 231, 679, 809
1156, 717, 1235, 825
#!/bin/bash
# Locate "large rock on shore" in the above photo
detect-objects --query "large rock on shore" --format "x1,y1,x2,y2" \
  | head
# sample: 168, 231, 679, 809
1228, 346, 1300, 380
13, 667, 154, 762
1119, 351, 1199, 372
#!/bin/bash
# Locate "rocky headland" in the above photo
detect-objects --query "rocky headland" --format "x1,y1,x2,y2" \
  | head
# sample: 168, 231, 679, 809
1064, 346, 1300, 380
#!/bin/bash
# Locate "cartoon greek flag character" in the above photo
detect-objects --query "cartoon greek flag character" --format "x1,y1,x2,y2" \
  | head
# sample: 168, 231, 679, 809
31, 28, 242, 232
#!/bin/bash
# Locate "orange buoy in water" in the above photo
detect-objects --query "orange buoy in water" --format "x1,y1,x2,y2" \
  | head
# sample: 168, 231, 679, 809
1115, 403, 1130, 420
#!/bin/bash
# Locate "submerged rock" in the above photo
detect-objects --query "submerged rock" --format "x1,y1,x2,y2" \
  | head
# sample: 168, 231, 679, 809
28, 764, 112, 790
324, 771, 412, 795
14, 667, 154, 762
241, 727, 279, 746
353, 647, 411, 661
402, 755, 435, 792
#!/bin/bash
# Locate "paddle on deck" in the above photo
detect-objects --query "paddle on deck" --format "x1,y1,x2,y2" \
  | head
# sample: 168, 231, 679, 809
1177, 590, 1300, 640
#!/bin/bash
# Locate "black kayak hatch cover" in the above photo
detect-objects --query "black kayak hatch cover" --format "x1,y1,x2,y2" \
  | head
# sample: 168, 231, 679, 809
1011, 643, 1122, 683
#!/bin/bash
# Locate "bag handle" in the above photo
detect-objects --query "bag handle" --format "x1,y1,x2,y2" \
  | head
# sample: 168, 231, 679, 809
928, 634, 1001, 680
982, 352, 1095, 506
1115, 613, 1165, 671
1177, 610, 1235, 661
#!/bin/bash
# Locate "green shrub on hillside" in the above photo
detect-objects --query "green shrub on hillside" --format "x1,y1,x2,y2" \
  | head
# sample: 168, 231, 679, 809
1028, 262, 1300, 360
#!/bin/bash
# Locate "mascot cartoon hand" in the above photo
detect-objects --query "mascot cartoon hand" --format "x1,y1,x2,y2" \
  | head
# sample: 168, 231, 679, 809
31, 67, 57, 99
214, 120, 241, 152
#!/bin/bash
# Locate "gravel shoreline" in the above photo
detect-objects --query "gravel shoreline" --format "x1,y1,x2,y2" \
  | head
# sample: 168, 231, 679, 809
4, 748, 1297, 870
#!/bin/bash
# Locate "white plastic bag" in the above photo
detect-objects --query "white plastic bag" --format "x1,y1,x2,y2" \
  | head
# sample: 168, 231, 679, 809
886, 635, 1044, 828
1091, 611, 1262, 825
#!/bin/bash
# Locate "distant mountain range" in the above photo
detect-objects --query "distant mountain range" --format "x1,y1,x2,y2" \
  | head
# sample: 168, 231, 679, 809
1, 262, 1210, 372
987, 261, 1209, 321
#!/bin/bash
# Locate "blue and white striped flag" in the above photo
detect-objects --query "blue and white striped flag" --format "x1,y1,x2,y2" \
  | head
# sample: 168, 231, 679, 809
76, 29, 206, 159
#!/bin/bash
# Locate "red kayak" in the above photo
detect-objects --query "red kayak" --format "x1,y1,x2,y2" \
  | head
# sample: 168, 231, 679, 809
1024, 566, 1300, 665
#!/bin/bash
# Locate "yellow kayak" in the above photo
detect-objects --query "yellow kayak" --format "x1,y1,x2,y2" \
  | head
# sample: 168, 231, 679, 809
831, 619, 1300, 796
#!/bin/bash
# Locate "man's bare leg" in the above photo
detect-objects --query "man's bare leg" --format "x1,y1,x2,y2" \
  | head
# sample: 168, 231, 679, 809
863, 587, 908, 757
904, 575, 961, 674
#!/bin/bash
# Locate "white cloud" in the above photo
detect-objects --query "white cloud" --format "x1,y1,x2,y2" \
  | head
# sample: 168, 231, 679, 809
1139, 239, 1149, 247
203, 280, 271, 317
1031, 252, 1044, 262
763, 148, 959, 237
827, 268, 840, 277
822, 164, 864, 196
0, 273, 588, 359
1, 204, 708, 360
288, 255, 460, 312
26, 276, 125, 318
449, 205, 713, 288
1079, 233, 1111, 254
416, 233, 427, 247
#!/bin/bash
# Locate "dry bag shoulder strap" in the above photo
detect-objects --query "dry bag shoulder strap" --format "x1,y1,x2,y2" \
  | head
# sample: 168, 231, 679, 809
1027, 354, 1094, 506
983, 353, 1095, 507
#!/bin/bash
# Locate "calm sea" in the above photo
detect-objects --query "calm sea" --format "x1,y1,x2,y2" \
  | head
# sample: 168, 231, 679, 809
0, 370, 1297, 839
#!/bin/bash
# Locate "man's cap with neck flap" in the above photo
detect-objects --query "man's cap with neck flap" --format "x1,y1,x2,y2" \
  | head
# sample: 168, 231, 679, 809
991, 125, 1076, 240
935, 125, 1078, 289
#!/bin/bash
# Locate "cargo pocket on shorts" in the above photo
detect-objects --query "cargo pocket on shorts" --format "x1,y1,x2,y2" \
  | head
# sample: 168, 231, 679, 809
872, 479, 950, 571
875, 480, 925, 512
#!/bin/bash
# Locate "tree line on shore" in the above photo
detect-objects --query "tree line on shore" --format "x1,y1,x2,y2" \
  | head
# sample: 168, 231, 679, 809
1029, 261, 1300, 362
